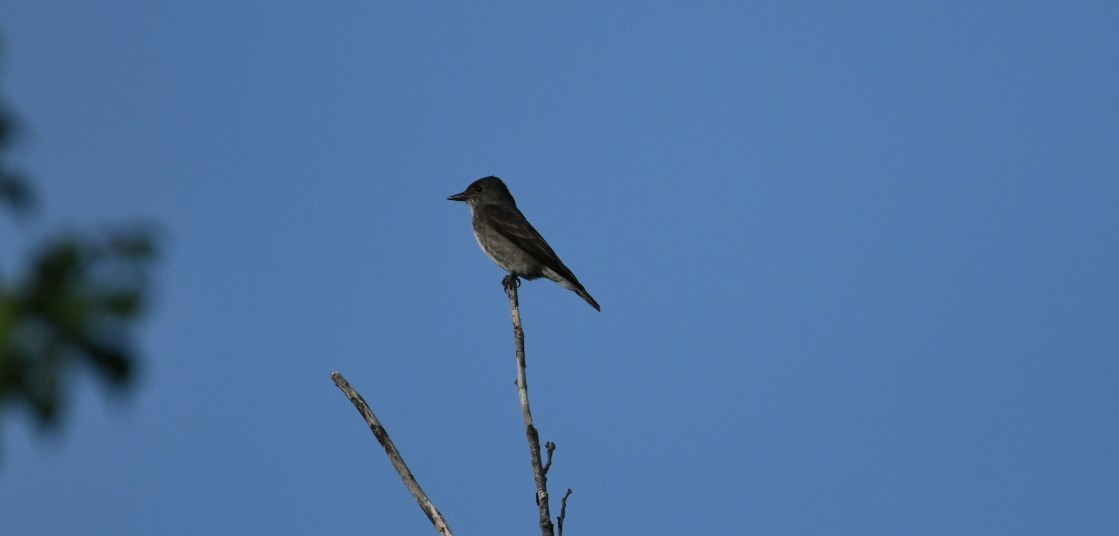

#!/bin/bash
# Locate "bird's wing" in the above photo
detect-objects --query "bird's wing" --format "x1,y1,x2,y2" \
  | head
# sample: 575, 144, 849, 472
480, 203, 583, 285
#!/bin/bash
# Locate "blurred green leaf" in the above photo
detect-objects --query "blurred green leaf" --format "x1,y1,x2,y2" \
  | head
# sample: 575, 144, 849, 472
0, 57, 159, 441
0, 99, 35, 215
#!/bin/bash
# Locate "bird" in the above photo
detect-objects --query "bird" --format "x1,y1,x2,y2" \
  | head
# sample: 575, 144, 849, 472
448, 176, 600, 311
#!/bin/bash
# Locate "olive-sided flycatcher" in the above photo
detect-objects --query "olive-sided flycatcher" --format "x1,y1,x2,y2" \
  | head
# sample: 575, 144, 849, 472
448, 176, 600, 311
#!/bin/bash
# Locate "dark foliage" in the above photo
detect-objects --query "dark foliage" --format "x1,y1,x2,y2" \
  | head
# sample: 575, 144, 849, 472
0, 54, 158, 441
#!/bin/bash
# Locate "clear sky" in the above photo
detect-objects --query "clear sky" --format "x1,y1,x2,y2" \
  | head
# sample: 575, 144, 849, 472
1, 2, 1116, 534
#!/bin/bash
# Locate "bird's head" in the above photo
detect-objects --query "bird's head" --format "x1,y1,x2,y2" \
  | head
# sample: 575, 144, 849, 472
448, 176, 514, 206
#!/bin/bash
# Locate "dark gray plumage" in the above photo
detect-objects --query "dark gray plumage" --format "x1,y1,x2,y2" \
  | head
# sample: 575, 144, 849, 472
448, 176, 600, 311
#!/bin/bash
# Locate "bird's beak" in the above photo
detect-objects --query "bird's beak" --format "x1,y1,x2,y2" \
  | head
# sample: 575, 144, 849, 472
447, 191, 470, 202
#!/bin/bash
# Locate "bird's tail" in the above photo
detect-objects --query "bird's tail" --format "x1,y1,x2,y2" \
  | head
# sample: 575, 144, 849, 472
575, 287, 601, 312
543, 267, 601, 311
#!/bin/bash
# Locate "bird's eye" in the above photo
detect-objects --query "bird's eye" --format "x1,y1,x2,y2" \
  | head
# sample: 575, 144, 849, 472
474, 185, 483, 193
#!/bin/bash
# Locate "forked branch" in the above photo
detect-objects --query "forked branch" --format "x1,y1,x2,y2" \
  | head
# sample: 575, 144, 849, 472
504, 275, 556, 536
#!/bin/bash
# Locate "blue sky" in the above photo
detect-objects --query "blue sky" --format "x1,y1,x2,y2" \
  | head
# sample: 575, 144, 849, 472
1, 2, 1117, 534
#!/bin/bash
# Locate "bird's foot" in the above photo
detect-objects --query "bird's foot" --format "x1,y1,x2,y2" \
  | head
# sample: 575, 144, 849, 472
502, 274, 521, 291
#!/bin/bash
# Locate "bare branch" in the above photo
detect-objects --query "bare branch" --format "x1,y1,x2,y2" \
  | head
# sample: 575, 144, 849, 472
543, 441, 557, 475
504, 275, 555, 536
331, 372, 454, 536
557, 489, 573, 536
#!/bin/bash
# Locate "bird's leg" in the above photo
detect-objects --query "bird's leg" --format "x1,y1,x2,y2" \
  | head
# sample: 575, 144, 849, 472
502, 274, 521, 291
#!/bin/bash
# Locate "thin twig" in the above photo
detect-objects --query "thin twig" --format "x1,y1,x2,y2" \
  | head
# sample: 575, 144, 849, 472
505, 275, 555, 536
557, 489, 573, 536
331, 372, 454, 536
